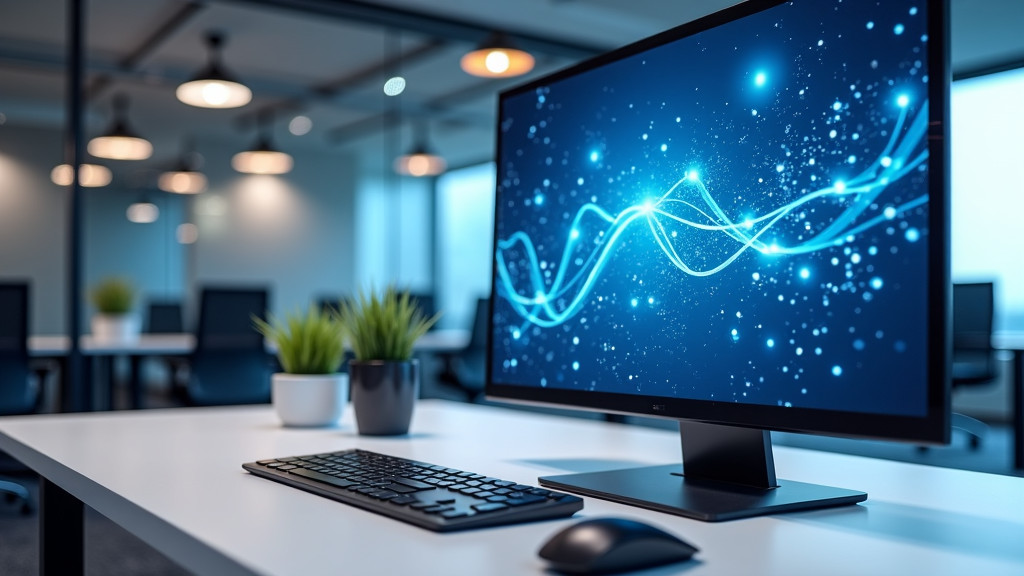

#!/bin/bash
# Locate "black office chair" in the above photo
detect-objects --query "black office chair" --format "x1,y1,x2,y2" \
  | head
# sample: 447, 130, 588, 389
186, 287, 273, 406
437, 297, 490, 403
0, 282, 41, 514
950, 282, 999, 449
409, 292, 438, 331
146, 300, 190, 397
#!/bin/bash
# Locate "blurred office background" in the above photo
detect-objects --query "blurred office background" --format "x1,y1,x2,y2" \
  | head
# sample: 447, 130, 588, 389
0, 0, 1022, 419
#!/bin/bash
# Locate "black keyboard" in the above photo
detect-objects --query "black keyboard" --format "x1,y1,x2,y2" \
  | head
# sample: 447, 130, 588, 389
242, 449, 584, 532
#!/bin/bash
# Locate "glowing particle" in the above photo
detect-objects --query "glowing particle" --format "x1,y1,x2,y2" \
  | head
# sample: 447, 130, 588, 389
884, 206, 897, 219
512, 329, 521, 339
751, 109, 758, 117
799, 268, 810, 279
829, 129, 838, 139
570, 229, 580, 240
383, 76, 406, 96
870, 277, 883, 290
642, 133, 648, 140
867, 21, 875, 30
894, 23, 905, 35
905, 228, 920, 242
631, 298, 638, 307
848, 155, 857, 164
776, 164, 785, 173
534, 194, 544, 205
590, 151, 599, 162
752, 272, 761, 281
832, 365, 843, 376
767, 338, 775, 348
577, 177, 584, 185
851, 253, 862, 264
687, 170, 699, 181
572, 361, 580, 371
755, 71, 767, 86
573, 337, 580, 345
853, 339, 866, 351
897, 94, 910, 107
835, 181, 846, 193
832, 101, 842, 111
815, 347, 822, 355
796, 347, 803, 355
660, 143, 668, 152
881, 156, 893, 167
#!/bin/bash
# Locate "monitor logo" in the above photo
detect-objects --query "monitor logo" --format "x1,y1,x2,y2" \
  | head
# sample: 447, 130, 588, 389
652, 404, 666, 412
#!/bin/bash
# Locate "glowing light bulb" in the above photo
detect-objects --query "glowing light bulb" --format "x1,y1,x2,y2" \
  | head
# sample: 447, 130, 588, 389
485, 50, 510, 74
201, 82, 230, 106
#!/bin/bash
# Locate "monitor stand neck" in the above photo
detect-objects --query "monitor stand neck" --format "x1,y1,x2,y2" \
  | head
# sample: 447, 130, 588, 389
679, 420, 778, 489
539, 419, 866, 522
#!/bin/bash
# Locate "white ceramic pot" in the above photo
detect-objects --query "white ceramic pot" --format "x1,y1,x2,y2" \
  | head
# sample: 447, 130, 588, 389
272, 373, 349, 428
91, 313, 141, 343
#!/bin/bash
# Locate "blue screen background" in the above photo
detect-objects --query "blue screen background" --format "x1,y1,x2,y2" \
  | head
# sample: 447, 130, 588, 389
491, 0, 932, 417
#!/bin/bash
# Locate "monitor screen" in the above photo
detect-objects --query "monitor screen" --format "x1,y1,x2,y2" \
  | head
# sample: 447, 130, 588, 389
487, 0, 949, 521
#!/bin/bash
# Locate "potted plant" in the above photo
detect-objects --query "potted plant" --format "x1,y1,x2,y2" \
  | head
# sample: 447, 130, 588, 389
337, 286, 439, 435
254, 305, 348, 427
89, 276, 140, 343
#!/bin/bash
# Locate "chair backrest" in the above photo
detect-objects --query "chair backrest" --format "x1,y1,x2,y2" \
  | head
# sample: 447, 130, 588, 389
0, 282, 36, 415
951, 282, 996, 386
409, 292, 437, 329
952, 282, 994, 352
466, 297, 490, 352
188, 287, 272, 406
146, 301, 184, 333
195, 287, 268, 350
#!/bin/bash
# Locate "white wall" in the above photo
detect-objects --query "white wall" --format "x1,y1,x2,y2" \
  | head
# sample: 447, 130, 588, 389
189, 138, 358, 323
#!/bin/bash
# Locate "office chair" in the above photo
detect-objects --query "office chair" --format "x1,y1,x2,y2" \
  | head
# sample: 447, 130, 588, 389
409, 292, 438, 331
437, 297, 490, 403
186, 287, 273, 406
950, 282, 999, 449
0, 282, 41, 514
146, 300, 190, 398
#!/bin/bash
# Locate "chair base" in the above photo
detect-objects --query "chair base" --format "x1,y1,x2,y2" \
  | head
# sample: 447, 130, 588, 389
0, 478, 33, 515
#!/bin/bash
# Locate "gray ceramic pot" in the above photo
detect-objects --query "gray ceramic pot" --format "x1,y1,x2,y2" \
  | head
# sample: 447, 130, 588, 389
349, 359, 419, 436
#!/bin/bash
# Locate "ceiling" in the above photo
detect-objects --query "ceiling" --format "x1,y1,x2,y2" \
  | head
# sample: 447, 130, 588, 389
1, 0, 1023, 178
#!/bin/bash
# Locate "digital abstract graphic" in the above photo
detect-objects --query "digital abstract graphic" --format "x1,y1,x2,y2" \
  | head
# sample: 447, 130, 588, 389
492, 0, 934, 416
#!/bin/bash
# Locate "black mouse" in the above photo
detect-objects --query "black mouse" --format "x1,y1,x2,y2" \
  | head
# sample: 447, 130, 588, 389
538, 517, 699, 574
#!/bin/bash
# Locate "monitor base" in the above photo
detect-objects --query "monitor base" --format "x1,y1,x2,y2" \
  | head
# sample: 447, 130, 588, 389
540, 464, 866, 522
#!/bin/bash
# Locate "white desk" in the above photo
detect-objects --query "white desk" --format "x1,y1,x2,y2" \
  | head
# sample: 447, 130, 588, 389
26, 330, 470, 411
1, 400, 1022, 575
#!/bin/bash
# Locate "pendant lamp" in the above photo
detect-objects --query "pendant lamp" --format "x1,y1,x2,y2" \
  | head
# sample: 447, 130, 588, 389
232, 116, 293, 175
50, 163, 112, 187
159, 144, 207, 194
460, 32, 534, 78
88, 94, 153, 161
394, 124, 446, 177
176, 32, 252, 109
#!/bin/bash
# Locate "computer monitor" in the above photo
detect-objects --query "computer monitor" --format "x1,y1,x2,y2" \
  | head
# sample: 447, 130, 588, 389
487, 0, 950, 521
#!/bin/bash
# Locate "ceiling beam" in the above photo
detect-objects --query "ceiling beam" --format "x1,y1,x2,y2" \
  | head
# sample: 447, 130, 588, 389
224, 0, 608, 60
85, 1, 207, 101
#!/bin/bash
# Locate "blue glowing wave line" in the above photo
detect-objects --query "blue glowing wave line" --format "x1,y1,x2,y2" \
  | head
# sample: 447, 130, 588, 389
497, 99, 929, 328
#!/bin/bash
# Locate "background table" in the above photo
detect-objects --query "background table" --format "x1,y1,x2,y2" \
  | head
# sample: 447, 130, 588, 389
1, 400, 1022, 575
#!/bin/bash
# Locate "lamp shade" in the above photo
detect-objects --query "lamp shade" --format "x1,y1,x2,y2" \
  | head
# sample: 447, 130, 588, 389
176, 32, 251, 109
50, 163, 112, 187
126, 201, 159, 223
88, 94, 153, 160
158, 169, 207, 194
394, 146, 446, 177
232, 138, 293, 175
460, 32, 534, 78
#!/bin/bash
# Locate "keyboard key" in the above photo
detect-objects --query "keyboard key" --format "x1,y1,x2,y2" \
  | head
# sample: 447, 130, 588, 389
472, 502, 509, 513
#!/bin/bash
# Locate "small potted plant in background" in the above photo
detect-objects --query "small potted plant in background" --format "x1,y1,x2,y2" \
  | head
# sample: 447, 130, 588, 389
254, 305, 348, 427
338, 286, 439, 436
89, 276, 140, 343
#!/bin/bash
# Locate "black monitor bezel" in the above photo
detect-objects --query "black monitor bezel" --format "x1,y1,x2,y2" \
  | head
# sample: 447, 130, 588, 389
486, 0, 951, 444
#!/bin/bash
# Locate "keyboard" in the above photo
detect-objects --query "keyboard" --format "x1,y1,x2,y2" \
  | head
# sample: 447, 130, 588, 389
242, 449, 584, 532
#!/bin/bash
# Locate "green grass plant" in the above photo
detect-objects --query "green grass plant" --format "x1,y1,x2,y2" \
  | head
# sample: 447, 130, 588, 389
337, 286, 440, 361
254, 305, 346, 374
89, 277, 136, 314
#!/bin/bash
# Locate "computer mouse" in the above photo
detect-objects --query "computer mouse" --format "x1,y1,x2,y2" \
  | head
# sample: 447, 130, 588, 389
538, 516, 699, 574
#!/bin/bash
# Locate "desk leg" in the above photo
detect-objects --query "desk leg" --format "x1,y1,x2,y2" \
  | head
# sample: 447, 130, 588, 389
40, 478, 83, 575
1014, 350, 1023, 472
129, 355, 143, 409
